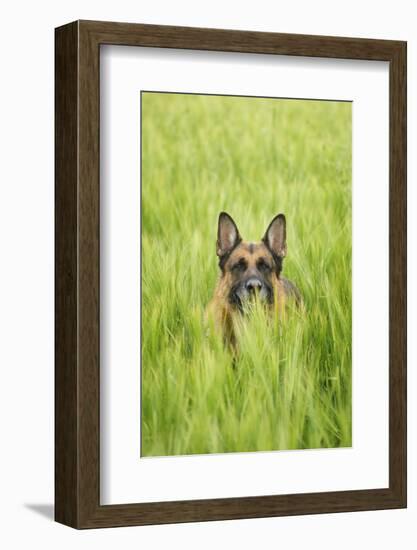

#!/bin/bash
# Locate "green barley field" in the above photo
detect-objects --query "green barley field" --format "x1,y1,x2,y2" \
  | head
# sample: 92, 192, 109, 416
141, 92, 352, 457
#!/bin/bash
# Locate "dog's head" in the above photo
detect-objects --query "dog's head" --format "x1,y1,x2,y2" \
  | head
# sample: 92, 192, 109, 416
216, 212, 287, 310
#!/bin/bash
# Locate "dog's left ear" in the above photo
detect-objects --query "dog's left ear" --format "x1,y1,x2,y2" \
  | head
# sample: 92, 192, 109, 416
263, 214, 287, 257
217, 212, 241, 257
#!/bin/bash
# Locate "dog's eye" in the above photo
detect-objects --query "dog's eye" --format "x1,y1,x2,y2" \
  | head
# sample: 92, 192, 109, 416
257, 259, 271, 272
231, 259, 247, 272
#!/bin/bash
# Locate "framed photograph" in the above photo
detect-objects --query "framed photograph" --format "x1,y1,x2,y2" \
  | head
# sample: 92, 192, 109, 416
55, 20, 406, 528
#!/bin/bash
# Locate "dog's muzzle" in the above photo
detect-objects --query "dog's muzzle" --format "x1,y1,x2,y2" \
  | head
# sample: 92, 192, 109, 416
229, 278, 273, 309
245, 277, 263, 294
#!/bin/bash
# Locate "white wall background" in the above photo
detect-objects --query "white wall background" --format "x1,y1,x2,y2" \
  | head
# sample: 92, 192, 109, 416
0, 0, 415, 547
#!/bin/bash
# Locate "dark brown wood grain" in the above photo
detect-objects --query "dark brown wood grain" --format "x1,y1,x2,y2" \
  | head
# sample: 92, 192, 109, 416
388, 41, 407, 503
55, 21, 79, 527
55, 20, 407, 529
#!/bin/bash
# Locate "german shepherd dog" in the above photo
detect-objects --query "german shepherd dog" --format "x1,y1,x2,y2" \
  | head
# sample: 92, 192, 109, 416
207, 212, 301, 349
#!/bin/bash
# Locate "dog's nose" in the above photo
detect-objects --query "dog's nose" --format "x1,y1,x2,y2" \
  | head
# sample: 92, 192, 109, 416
245, 278, 262, 293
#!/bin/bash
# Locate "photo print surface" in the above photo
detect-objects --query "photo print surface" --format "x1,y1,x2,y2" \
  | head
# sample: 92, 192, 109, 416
141, 91, 352, 457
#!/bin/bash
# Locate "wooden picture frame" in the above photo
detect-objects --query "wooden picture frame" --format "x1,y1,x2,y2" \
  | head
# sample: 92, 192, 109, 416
55, 20, 407, 529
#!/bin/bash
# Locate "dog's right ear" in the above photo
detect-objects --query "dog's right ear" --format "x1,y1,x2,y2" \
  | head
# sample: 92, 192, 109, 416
263, 213, 287, 258
216, 212, 241, 258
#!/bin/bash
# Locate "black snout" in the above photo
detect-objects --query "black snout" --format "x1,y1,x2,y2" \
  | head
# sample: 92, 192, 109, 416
245, 278, 263, 293
229, 277, 273, 310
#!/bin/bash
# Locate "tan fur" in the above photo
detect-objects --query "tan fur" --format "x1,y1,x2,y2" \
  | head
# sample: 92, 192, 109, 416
207, 241, 290, 349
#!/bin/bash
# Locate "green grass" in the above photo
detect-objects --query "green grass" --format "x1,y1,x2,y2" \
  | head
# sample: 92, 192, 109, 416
141, 92, 352, 456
